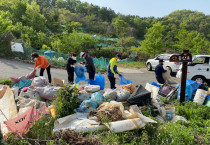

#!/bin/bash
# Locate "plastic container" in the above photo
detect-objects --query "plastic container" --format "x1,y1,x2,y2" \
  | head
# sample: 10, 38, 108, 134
48, 105, 56, 117
193, 89, 207, 105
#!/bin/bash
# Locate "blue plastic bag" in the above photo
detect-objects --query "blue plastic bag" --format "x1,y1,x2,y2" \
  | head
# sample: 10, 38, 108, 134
75, 67, 86, 83
13, 78, 32, 91
91, 92, 104, 104
119, 74, 133, 85
88, 72, 105, 90
177, 80, 193, 101
149, 82, 161, 88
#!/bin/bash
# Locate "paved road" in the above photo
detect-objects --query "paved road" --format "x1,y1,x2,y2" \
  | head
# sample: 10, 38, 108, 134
0, 58, 158, 87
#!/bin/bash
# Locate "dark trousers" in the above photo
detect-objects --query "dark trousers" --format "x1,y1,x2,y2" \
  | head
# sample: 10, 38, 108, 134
40, 65, 52, 83
67, 71, 74, 83
89, 71, 95, 80
156, 76, 165, 84
108, 76, 116, 89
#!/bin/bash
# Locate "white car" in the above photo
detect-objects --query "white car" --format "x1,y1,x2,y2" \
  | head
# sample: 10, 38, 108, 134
176, 55, 210, 83
146, 54, 181, 74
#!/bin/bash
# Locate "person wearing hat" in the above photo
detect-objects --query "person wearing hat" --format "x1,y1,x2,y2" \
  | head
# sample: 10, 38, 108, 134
107, 54, 122, 89
31, 52, 52, 83
155, 59, 167, 84
66, 52, 77, 83
80, 52, 95, 80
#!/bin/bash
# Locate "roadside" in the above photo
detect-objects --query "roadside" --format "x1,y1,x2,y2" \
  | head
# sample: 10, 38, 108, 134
118, 61, 146, 69
0, 58, 156, 87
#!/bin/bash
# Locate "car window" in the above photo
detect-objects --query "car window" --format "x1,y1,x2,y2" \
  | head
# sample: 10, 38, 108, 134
163, 55, 170, 60
157, 55, 164, 60
193, 57, 209, 64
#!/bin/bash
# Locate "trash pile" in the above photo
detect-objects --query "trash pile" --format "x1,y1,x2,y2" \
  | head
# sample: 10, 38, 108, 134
0, 67, 209, 143
0, 70, 63, 138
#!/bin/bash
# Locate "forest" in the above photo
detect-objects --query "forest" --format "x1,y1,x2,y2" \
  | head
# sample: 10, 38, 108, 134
0, 0, 210, 60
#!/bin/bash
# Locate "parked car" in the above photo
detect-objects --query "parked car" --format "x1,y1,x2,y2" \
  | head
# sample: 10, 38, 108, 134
176, 55, 210, 83
146, 54, 181, 74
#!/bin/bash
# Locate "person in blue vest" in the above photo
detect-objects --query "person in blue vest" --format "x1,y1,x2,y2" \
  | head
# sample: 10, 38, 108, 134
155, 59, 167, 84
107, 54, 122, 89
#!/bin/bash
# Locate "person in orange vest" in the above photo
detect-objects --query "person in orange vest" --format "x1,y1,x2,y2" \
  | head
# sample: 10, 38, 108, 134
31, 53, 52, 83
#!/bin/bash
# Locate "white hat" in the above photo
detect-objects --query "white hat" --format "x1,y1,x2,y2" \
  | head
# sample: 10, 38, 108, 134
80, 52, 85, 57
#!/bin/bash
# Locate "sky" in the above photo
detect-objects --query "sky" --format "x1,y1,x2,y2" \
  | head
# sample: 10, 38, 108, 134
80, 0, 210, 18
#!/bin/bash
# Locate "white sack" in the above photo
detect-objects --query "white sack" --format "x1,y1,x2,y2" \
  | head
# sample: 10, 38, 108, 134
103, 88, 117, 101
11, 42, 24, 53
31, 76, 49, 87
53, 113, 106, 132
116, 88, 130, 102
35, 86, 61, 100
162, 67, 178, 84
193, 89, 207, 105
0, 87, 17, 135
85, 85, 100, 92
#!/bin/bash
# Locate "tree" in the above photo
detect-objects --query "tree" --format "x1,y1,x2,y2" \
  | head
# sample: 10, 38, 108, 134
175, 22, 208, 55
22, 1, 46, 32
0, 11, 13, 34
11, 0, 27, 24
140, 22, 165, 57
66, 21, 82, 33
51, 32, 98, 54
112, 15, 128, 38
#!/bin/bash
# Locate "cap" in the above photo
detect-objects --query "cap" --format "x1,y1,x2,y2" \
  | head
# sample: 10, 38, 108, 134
80, 52, 85, 57
159, 59, 164, 62
116, 54, 122, 59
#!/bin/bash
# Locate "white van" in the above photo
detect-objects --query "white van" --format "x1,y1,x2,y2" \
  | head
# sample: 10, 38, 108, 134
176, 55, 210, 83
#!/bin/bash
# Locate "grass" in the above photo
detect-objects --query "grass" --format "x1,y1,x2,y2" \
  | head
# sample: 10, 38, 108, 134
118, 61, 146, 69
5, 89, 210, 145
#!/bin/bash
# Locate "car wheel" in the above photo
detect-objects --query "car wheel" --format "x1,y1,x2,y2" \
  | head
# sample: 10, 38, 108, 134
192, 76, 206, 83
147, 63, 152, 71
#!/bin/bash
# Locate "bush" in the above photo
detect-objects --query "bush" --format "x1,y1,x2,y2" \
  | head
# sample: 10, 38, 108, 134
0, 79, 12, 87
52, 85, 80, 118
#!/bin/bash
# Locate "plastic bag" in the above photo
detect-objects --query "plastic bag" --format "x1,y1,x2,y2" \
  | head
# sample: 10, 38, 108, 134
177, 81, 193, 101
120, 84, 136, 94
13, 78, 32, 91
85, 85, 100, 92
11, 70, 36, 85
103, 88, 117, 101
35, 86, 61, 100
119, 74, 133, 85
116, 88, 130, 102
88, 72, 105, 90
31, 76, 48, 87
78, 93, 90, 102
91, 92, 104, 104
193, 89, 207, 105
75, 67, 86, 83
162, 67, 178, 84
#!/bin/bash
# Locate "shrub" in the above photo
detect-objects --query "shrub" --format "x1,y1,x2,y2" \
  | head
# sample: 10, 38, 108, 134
0, 79, 12, 87
52, 85, 80, 118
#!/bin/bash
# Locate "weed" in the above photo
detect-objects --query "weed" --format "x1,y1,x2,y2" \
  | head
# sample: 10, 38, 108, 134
52, 85, 80, 118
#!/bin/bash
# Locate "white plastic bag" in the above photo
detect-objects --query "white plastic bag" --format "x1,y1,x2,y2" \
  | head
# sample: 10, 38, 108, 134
31, 76, 49, 87
85, 85, 100, 92
145, 83, 155, 92
116, 88, 130, 102
35, 86, 61, 100
103, 88, 117, 101
162, 67, 178, 84
193, 89, 207, 105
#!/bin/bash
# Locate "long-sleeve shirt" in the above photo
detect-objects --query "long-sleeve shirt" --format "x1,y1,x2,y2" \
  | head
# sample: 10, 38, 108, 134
84, 55, 95, 73
34, 56, 50, 69
66, 57, 76, 72
107, 58, 119, 77
155, 64, 167, 78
